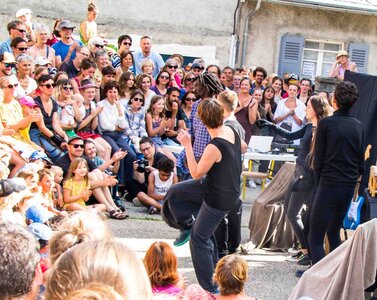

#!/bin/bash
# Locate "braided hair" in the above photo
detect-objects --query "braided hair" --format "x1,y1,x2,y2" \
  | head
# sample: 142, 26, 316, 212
196, 72, 225, 98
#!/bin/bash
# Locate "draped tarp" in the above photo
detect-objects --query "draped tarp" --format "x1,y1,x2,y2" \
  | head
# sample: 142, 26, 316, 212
345, 70, 377, 190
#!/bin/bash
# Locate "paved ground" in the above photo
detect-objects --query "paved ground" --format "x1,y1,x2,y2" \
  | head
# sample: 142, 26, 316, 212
108, 185, 301, 300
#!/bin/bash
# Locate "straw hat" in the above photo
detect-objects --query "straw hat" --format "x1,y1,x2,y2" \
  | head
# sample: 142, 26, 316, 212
336, 50, 349, 59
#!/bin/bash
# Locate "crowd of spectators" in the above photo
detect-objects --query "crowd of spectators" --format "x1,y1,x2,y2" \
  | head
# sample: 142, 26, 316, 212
0, 3, 363, 299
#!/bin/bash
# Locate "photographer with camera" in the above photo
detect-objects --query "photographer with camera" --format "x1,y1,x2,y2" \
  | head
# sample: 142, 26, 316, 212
127, 137, 170, 214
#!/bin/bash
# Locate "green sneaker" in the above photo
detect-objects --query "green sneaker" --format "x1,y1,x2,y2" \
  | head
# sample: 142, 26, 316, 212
173, 229, 191, 247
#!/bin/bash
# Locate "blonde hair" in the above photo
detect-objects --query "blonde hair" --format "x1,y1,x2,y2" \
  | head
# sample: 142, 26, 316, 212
50, 165, 63, 177
141, 59, 155, 72
213, 255, 249, 296
218, 90, 238, 113
46, 241, 152, 300
49, 211, 111, 264
65, 157, 89, 183
65, 283, 123, 300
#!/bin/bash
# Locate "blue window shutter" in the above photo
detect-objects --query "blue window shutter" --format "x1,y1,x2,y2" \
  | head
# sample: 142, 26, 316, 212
278, 35, 304, 77
349, 43, 369, 74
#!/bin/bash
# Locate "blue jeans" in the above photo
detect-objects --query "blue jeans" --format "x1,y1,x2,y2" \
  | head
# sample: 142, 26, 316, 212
102, 131, 136, 185
190, 201, 229, 293
29, 128, 64, 163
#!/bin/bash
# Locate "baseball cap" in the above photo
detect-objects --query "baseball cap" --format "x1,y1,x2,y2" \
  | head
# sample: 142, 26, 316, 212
25, 205, 52, 224
28, 222, 52, 241
0, 178, 27, 197
34, 56, 50, 66
68, 136, 83, 144
56, 20, 76, 31
0, 52, 16, 64
29, 151, 53, 165
191, 63, 204, 70
16, 8, 31, 18
19, 96, 38, 107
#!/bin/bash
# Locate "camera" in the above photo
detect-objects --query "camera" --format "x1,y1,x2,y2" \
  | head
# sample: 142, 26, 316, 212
136, 158, 149, 173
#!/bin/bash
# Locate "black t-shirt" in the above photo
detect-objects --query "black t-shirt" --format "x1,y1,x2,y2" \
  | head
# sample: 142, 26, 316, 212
31, 97, 58, 130
55, 153, 97, 177
59, 60, 80, 79
165, 107, 184, 131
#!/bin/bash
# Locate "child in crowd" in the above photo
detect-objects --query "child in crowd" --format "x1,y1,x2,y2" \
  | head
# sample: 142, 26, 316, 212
63, 157, 106, 212
37, 168, 67, 217
213, 255, 257, 300
144, 241, 185, 296
147, 157, 178, 214
145, 95, 176, 162
50, 165, 64, 210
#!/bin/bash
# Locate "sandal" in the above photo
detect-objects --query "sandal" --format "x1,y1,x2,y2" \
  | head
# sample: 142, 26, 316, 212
148, 206, 159, 215
108, 210, 128, 220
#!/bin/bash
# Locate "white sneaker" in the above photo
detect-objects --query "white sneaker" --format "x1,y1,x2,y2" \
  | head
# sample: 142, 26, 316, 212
132, 197, 144, 207
247, 180, 257, 189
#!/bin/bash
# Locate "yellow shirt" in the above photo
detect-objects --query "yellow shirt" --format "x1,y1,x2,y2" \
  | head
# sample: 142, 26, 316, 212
0, 100, 32, 143
63, 178, 90, 208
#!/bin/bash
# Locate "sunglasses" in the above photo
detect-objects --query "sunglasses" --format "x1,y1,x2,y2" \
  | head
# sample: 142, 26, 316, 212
4, 63, 15, 68
63, 86, 73, 91
133, 97, 144, 102
6, 83, 18, 89
71, 144, 84, 149
185, 77, 196, 82
95, 44, 104, 48
185, 97, 196, 101
14, 28, 27, 33
41, 83, 56, 89
160, 75, 169, 80
17, 47, 28, 51
122, 42, 132, 46
168, 65, 178, 69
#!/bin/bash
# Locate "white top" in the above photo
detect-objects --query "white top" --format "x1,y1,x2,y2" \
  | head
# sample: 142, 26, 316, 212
273, 98, 306, 145
152, 170, 174, 196
15, 77, 37, 99
97, 99, 126, 131
144, 90, 156, 110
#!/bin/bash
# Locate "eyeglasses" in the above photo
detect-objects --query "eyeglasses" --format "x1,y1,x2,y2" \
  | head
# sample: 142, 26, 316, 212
185, 97, 196, 101
63, 86, 73, 91
95, 44, 104, 48
79, 52, 90, 57
133, 97, 144, 102
122, 42, 132, 46
17, 47, 28, 51
140, 146, 151, 152
6, 84, 18, 89
41, 83, 56, 89
14, 28, 27, 34
160, 76, 169, 80
185, 77, 196, 82
71, 144, 84, 149
4, 63, 15, 68
168, 65, 178, 69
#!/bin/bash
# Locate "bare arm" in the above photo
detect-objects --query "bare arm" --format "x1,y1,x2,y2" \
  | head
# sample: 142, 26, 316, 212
52, 112, 68, 141
147, 173, 165, 201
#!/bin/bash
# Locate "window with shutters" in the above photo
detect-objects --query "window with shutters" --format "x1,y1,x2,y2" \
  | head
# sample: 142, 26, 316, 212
301, 40, 344, 80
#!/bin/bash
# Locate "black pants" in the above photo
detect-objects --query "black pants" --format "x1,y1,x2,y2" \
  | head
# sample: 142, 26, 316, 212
162, 177, 242, 256
308, 182, 355, 264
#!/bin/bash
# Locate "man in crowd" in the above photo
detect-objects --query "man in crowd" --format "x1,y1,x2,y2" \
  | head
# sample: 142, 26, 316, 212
222, 66, 235, 89
59, 46, 91, 78
164, 87, 185, 142
55, 136, 126, 215
52, 20, 83, 66
251, 66, 267, 93
127, 137, 168, 213
0, 52, 16, 78
0, 20, 27, 54
191, 63, 205, 77
0, 222, 42, 300
134, 36, 164, 77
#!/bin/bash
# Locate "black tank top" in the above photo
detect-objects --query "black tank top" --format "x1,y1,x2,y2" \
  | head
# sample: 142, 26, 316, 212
205, 127, 242, 211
